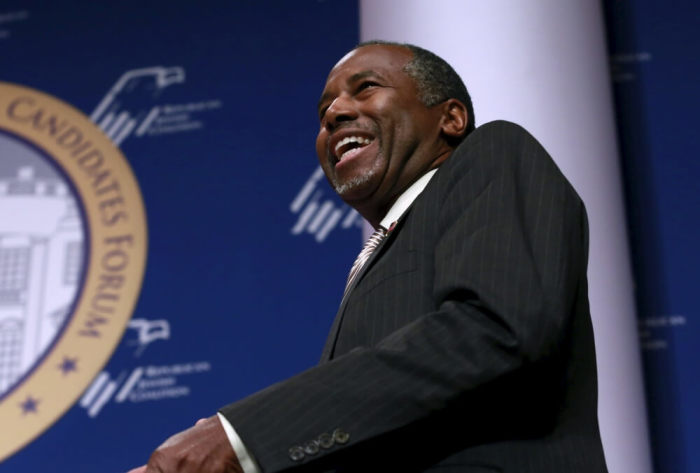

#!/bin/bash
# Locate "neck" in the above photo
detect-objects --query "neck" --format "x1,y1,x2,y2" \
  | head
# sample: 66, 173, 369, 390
355, 202, 391, 230
349, 147, 454, 228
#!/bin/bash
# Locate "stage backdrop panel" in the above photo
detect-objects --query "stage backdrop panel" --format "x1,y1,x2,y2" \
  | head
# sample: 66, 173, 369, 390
605, 2, 700, 472
0, 1, 359, 471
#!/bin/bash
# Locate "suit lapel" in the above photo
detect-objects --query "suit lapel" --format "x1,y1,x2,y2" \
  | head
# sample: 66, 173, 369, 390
320, 215, 407, 362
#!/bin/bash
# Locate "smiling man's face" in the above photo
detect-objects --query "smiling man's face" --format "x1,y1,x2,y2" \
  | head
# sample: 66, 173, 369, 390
315, 44, 451, 226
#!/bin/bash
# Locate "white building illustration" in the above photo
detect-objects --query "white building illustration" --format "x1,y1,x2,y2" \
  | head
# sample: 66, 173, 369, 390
0, 166, 85, 395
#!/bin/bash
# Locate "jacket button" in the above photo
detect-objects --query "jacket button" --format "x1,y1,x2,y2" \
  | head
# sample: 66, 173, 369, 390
317, 432, 334, 449
289, 446, 305, 461
304, 440, 319, 455
332, 428, 350, 444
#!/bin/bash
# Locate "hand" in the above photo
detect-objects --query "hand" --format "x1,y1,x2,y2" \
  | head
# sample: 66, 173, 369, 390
129, 415, 242, 473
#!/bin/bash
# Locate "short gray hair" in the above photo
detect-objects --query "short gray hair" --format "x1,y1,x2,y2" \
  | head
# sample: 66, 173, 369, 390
356, 40, 475, 137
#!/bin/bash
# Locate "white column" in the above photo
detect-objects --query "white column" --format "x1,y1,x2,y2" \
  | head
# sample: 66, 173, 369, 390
361, 1, 651, 472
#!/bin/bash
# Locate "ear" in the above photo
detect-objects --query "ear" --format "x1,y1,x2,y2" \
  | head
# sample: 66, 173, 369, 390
439, 99, 468, 140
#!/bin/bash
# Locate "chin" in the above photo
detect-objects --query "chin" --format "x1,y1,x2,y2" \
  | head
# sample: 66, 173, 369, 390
332, 168, 381, 200
334, 175, 368, 195
332, 155, 385, 199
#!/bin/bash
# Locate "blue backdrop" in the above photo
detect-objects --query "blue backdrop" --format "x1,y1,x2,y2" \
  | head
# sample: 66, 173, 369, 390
604, 2, 700, 472
0, 1, 360, 471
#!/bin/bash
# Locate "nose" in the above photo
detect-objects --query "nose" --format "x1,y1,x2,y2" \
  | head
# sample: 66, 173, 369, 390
324, 94, 358, 130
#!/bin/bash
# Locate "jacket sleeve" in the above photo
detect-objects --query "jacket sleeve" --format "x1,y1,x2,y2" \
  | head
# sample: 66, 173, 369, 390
219, 121, 591, 472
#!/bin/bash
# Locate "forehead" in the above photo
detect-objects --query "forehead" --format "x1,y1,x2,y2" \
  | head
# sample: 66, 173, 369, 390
324, 45, 414, 87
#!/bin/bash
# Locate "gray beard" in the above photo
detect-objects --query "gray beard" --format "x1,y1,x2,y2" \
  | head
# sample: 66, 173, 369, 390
332, 155, 383, 196
333, 172, 373, 195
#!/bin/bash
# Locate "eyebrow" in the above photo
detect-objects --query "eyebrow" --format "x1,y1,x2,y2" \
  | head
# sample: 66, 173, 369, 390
317, 70, 384, 114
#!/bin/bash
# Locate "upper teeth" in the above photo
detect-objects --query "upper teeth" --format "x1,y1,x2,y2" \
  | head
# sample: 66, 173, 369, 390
335, 136, 372, 155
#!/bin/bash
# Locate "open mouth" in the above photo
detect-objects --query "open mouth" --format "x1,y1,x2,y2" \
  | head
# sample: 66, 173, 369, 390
334, 135, 374, 164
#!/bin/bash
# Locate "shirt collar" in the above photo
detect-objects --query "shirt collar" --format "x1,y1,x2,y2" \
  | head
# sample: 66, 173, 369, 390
379, 169, 438, 230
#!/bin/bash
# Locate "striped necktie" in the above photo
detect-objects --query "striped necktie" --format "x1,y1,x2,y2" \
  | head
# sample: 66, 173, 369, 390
343, 226, 387, 297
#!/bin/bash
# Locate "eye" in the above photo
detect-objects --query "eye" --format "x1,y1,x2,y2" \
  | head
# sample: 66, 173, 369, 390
357, 81, 379, 92
319, 105, 329, 121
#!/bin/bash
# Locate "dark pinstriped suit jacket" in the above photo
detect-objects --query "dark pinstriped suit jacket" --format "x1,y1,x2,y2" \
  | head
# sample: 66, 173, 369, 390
220, 121, 608, 472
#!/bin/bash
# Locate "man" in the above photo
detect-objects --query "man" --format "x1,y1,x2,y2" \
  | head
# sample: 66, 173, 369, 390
131, 42, 608, 472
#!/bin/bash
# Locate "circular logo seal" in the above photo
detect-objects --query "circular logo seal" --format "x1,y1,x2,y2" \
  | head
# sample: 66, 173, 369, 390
0, 82, 147, 460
